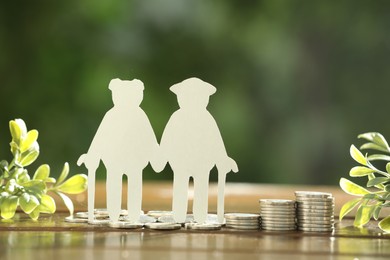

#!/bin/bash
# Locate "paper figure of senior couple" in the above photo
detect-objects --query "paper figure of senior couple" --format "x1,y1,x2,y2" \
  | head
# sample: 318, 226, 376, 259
77, 77, 238, 224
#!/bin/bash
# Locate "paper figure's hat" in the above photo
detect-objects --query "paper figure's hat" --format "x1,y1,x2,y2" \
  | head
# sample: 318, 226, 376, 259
108, 78, 144, 92
170, 77, 216, 97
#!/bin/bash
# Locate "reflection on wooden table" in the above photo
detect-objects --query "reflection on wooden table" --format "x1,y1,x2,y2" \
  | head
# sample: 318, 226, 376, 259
0, 181, 389, 260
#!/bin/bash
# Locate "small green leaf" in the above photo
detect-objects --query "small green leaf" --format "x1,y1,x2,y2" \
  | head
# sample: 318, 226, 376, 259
350, 145, 367, 165
360, 143, 389, 153
19, 150, 39, 167
358, 132, 389, 150
56, 174, 87, 194
340, 178, 371, 196
367, 154, 390, 161
349, 166, 375, 177
368, 173, 385, 189
56, 162, 69, 186
44, 177, 56, 183
354, 204, 375, 227
385, 184, 390, 192
378, 216, 390, 233
22, 180, 46, 194
29, 208, 40, 220
9, 120, 22, 144
19, 193, 39, 214
54, 191, 74, 216
38, 194, 56, 214
16, 170, 30, 184
10, 141, 18, 156
363, 193, 382, 200
14, 119, 27, 136
33, 164, 50, 180
20, 130, 38, 153
0, 196, 19, 219
386, 163, 390, 174
339, 198, 361, 221
367, 177, 390, 187
373, 204, 382, 220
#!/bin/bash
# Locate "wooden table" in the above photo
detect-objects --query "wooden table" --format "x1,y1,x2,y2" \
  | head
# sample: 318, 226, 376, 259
1, 182, 389, 259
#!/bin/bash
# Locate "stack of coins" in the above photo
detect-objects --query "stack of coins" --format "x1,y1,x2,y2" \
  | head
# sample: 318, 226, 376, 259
224, 213, 260, 230
295, 191, 335, 232
259, 199, 296, 231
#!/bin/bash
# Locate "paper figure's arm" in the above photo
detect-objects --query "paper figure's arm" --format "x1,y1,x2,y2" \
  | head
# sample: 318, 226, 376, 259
209, 115, 239, 174
77, 112, 111, 170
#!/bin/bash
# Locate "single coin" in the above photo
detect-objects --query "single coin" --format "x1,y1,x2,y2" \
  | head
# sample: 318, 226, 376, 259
145, 222, 182, 230
109, 221, 144, 229
298, 223, 334, 228
298, 226, 334, 232
64, 216, 88, 223
146, 210, 172, 218
262, 226, 296, 231
261, 220, 296, 225
226, 219, 260, 225
88, 219, 110, 226
295, 197, 335, 203
260, 214, 296, 219
259, 199, 296, 205
297, 205, 334, 210
262, 222, 296, 228
226, 225, 260, 230
226, 221, 260, 227
295, 191, 333, 198
296, 200, 334, 205
75, 212, 89, 219
297, 216, 334, 221
297, 219, 334, 225
139, 214, 157, 223
224, 213, 260, 220
158, 214, 194, 224
185, 223, 222, 230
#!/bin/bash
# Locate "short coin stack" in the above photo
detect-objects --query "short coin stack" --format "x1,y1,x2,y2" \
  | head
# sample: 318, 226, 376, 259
295, 191, 335, 232
224, 213, 260, 230
259, 199, 296, 231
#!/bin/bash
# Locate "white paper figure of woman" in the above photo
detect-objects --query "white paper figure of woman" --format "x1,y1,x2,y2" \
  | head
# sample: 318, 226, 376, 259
78, 78, 159, 223
154, 77, 238, 224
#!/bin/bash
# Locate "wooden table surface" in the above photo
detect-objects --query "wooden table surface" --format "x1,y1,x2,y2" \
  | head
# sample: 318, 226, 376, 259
1, 181, 389, 260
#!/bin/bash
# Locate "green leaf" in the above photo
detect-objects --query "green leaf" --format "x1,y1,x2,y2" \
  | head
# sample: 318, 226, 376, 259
339, 198, 361, 221
20, 130, 38, 153
385, 184, 390, 192
10, 141, 18, 156
22, 180, 46, 194
0, 196, 19, 219
16, 170, 30, 184
33, 164, 50, 180
367, 177, 390, 187
19, 150, 39, 167
38, 194, 56, 214
358, 132, 389, 150
349, 166, 375, 177
54, 191, 74, 216
387, 163, 390, 174
373, 204, 382, 220
56, 174, 87, 194
378, 216, 390, 233
14, 119, 27, 136
360, 143, 389, 153
368, 173, 385, 190
367, 154, 390, 161
9, 120, 22, 144
340, 178, 371, 196
45, 177, 56, 183
354, 204, 375, 227
350, 145, 367, 165
56, 162, 69, 186
363, 193, 382, 200
29, 208, 40, 220
19, 193, 39, 214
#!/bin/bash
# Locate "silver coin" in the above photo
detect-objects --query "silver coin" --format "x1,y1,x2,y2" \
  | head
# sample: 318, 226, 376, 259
260, 210, 296, 216
145, 222, 182, 230
185, 223, 222, 230
298, 226, 333, 232
138, 214, 157, 223
259, 199, 296, 205
158, 214, 194, 224
260, 214, 296, 219
88, 219, 110, 226
227, 225, 260, 230
75, 212, 89, 219
295, 197, 335, 203
262, 226, 296, 231
297, 219, 334, 224
260, 204, 296, 208
226, 221, 260, 226
64, 216, 88, 223
295, 191, 332, 198
296, 200, 334, 205
262, 222, 296, 228
146, 210, 172, 218
297, 215, 334, 221
226, 219, 260, 225
109, 221, 144, 229
297, 204, 334, 210
298, 222, 334, 228
224, 213, 260, 220
261, 220, 296, 225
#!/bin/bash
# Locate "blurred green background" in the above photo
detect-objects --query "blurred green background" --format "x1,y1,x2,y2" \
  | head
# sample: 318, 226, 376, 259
1, 0, 389, 185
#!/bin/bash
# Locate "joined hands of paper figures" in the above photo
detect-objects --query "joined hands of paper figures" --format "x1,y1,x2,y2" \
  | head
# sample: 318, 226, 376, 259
78, 77, 238, 225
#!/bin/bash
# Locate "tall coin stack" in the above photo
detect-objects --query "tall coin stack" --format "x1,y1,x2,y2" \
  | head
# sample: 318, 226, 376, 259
295, 191, 335, 232
224, 213, 261, 230
259, 199, 296, 231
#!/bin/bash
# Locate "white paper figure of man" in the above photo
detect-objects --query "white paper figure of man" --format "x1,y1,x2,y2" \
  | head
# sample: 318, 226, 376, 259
154, 77, 238, 224
77, 78, 159, 223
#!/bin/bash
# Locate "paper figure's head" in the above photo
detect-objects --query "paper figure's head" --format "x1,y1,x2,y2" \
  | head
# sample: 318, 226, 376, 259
109, 78, 144, 107
170, 77, 216, 109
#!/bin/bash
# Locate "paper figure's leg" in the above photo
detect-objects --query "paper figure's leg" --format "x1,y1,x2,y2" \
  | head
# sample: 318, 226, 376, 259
173, 173, 189, 223
127, 170, 142, 223
193, 172, 209, 224
106, 170, 122, 222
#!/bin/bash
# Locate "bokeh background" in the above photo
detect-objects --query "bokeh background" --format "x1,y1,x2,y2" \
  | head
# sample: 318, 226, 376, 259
1, 0, 389, 185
